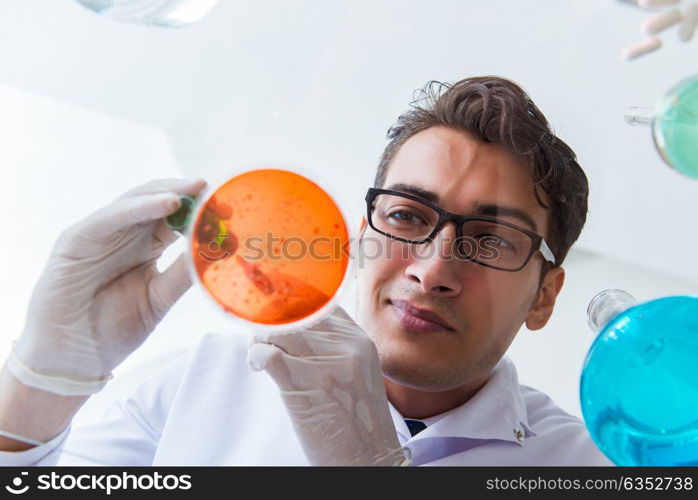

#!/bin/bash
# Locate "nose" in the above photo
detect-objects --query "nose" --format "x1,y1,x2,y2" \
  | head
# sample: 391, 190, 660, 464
403, 220, 462, 297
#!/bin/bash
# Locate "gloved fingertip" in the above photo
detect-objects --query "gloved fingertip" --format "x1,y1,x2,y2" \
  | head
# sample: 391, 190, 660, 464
167, 194, 182, 212
251, 330, 273, 345
246, 343, 278, 372
186, 178, 208, 192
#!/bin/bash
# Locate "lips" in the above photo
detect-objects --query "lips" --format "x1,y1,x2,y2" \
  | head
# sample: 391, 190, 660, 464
389, 299, 455, 333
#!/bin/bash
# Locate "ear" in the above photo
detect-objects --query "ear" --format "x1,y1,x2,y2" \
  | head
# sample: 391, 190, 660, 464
525, 266, 565, 331
354, 216, 367, 279
358, 215, 367, 236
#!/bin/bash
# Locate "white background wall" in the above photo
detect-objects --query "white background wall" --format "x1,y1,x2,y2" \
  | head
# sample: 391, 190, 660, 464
0, 83, 179, 357
1, 0, 697, 461
0, 83, 235, 432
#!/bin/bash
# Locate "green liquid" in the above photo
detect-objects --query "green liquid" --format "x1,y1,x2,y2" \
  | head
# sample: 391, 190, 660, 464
653, 75, 698, 179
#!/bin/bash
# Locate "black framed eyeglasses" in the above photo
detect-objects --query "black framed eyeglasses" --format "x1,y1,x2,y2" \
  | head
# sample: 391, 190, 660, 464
365, 187, 556, 272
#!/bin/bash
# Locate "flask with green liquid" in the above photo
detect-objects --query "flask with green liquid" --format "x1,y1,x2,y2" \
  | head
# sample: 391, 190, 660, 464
625, 74, 698, 179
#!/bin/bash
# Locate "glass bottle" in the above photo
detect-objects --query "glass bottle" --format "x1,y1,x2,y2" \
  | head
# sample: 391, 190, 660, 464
582, 289, 698, 465
625, 74, 698, 179
75, 0, 219, 27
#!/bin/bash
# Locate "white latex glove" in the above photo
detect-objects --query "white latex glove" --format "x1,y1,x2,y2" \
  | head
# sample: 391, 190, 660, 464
8, 178, 207, 396
620, 0, 698, 59
247, 305, 410, 466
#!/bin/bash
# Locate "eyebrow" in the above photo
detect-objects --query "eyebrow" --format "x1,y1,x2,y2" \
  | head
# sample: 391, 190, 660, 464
385, 183, 440, 203
384, 182, 539, 233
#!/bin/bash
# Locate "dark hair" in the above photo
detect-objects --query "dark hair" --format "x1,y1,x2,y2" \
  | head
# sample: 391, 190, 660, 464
374, 76, 588, 270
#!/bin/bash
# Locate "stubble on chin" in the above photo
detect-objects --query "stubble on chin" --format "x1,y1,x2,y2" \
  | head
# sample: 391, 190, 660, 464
371, 325, 510, 393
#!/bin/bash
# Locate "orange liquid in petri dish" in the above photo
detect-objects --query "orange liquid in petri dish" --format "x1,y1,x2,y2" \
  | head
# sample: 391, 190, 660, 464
191, 169, 350, 325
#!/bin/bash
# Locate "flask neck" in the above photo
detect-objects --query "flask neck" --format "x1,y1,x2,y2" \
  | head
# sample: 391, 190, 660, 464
624, 106, 654, 126
587, 289, 637, 333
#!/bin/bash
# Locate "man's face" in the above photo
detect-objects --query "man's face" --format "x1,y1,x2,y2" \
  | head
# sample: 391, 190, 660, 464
355, 126, 551, 391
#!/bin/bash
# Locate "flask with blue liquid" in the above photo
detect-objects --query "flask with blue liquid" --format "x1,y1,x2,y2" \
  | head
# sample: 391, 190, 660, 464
582, 289, 698, 466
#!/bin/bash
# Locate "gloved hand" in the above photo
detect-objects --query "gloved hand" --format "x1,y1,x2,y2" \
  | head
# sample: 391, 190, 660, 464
8, 178, 207, 396
247, 305, 410, 466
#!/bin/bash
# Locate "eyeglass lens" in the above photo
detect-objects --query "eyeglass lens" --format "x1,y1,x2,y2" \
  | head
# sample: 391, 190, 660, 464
370, 193, 534, 270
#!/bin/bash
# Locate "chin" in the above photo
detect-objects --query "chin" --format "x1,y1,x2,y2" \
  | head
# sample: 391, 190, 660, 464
374, 339, 471, 392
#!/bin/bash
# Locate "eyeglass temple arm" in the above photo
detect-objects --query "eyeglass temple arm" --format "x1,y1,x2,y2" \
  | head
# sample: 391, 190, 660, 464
539, 239, 556, 265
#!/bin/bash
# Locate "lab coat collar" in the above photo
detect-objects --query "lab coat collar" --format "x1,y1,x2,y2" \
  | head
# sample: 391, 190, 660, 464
388, 355, 537, 446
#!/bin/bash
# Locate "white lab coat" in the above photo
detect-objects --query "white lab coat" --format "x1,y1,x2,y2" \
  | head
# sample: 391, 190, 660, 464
0, 331, 614, 466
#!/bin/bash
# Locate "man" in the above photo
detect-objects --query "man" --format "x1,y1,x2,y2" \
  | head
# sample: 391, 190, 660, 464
0, 76, 612, 465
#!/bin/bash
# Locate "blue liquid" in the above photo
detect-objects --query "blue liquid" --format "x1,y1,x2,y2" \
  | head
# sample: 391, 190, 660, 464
580, 296, 698, 466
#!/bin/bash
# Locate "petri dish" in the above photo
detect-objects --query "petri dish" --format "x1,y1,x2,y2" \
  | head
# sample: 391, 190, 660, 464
171, 167, 352, 332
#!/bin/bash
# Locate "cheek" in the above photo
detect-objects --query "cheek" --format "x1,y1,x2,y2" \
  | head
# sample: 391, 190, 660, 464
355, 235, 407, 323
357, 234, 407, 286
500, 267, 538, 305
473, 270, 537, 330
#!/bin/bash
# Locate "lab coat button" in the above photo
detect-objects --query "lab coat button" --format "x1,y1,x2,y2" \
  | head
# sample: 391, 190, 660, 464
402, 447, 412, 460
514, 426, 525, 445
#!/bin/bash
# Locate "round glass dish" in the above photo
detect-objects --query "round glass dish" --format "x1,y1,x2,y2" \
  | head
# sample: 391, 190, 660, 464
167, 167, 354, 333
